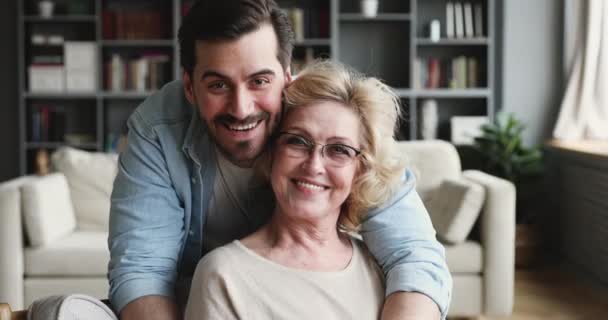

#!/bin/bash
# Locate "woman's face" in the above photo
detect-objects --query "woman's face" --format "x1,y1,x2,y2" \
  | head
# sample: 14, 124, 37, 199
270, 101, 362, 223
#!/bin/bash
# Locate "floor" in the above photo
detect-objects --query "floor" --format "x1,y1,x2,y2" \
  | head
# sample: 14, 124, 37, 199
455, 263, 608, 320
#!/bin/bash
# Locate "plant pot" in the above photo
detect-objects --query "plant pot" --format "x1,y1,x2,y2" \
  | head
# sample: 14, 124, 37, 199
515, 223, 542, 268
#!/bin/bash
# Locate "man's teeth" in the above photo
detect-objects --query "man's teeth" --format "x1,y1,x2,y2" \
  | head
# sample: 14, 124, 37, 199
228, 122, 258, 131
295, 180, 325, 191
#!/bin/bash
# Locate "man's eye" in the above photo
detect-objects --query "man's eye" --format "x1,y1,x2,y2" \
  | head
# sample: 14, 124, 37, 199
209, 82, 228, 90
252, 78, 270, 86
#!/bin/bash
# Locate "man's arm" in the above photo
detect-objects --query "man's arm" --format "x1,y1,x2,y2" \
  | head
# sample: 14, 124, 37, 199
381, 292, 441, 320
120, 296, 180, 320
108, 109, 185, 318
360, 169, 452, 320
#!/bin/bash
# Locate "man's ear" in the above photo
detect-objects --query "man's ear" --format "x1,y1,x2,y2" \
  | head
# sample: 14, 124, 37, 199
284, 66, 293, 85
182, 70, 196, 106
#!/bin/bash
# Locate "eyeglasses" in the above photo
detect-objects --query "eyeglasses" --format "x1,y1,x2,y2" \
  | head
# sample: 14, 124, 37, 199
275, 132, 362, 167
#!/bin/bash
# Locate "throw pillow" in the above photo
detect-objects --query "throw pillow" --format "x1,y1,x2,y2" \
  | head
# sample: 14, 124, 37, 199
21, 173, 77, 247
428, 177, 485, 244
51, 147, 119, 231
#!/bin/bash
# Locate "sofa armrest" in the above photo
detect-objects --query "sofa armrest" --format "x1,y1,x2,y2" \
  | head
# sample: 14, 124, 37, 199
0, 177, 34, 309
462, 170, 515, 316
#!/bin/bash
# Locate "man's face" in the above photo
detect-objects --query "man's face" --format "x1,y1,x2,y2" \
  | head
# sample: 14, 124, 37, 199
183, 23, 291, 167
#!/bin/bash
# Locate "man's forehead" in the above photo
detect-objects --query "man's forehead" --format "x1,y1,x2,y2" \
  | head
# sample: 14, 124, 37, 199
192, 24, 283, 75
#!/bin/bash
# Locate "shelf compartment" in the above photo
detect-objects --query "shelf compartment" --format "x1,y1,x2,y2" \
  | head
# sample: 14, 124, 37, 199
23, 15, 97, 23
294, 38, 331, 46
26, 142, 99, 149
340, 0, 410, 14
24, 92, 99, 99
339, 21, 410, 88
340, 13, 411, 21
416, 97, 488, 142
415, 89, 490, 98
101, 40, 175, 47
416, 38, 490, 46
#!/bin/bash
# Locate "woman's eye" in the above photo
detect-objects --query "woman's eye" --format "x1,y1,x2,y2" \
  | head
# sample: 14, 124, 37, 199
328, 145, 353, 157
286, 136, 309, 146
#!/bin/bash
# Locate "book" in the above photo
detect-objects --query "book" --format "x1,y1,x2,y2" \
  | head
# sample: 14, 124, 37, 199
467, 57, 478, 88
474, 3, 484, 37
64, 42, 97, 92
464, 2, 474, 38
446, 2, 454, 38
454, 2, 464, 38
426, 58, 441, 88
290, 8, 305, 42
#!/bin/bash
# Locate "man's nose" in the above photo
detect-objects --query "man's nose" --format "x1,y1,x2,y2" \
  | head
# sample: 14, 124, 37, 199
230, 87, 255, 120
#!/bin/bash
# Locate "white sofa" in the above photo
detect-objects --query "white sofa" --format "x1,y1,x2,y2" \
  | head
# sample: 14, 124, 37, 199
0, 148, 117, 309
0, 141, 515, 317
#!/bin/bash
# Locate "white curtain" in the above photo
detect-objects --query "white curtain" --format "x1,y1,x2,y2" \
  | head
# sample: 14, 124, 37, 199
553, 0, 608, 139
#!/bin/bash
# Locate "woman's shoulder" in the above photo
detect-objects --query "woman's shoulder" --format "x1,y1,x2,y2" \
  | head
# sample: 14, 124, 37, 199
194, 242, 246, 278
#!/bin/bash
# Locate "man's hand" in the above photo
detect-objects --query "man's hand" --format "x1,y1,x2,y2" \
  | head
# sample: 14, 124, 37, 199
381, 291, 441, 320
119, 296, 180, 320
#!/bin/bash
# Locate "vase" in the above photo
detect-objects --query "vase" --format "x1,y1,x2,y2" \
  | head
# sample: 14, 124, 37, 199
361, 0, 379, 18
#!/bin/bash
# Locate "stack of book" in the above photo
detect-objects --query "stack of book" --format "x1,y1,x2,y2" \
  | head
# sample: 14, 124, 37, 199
103, 1, 169, 39
445, 1, 484, 38
283, 6, 330, 42
30, 105, 66, 142
414, 56, 480, 89
105, 53, 171, 92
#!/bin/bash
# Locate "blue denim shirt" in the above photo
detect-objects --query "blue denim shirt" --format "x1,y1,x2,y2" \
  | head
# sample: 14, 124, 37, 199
108, 80, 452, 318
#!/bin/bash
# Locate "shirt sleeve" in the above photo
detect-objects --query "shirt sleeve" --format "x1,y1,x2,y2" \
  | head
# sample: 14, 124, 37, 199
107, 109, 186, 313
360, 169, 452, 319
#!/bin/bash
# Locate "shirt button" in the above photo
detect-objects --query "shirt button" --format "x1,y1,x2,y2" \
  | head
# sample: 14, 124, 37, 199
191, 176, 197, 184
189, 230, 194, 236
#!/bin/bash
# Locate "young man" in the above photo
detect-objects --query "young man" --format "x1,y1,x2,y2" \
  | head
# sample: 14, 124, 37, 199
108, 1, 452, 319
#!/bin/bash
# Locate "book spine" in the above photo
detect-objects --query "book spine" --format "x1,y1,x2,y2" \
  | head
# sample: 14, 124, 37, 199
454, 2, 464, 38
474, 3, 484, 37
446, 2, 454, 38
464, 2, 474, 38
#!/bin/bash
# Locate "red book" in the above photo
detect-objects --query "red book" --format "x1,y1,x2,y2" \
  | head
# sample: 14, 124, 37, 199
426, 58, 441, 88
102, 10, 115, 39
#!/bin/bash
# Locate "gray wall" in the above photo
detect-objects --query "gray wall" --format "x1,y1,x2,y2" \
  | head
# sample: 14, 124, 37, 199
498, 0, 564, 146
0, 0, 19, 181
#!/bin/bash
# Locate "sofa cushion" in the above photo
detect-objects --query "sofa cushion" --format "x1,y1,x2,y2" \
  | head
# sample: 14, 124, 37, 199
51, 147, 118, 231
428, 177, 485, 244
396, 140, 462, 200
21, 173, 77, 247
24, 231, 109, 276
444, 241, 483, 273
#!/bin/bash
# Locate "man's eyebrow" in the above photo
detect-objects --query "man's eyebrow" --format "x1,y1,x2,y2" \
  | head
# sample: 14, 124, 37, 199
249, 69, 276, 78
201, 70, 227, 81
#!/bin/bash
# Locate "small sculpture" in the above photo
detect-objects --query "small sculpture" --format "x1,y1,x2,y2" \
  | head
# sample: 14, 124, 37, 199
35, 149, 50, 176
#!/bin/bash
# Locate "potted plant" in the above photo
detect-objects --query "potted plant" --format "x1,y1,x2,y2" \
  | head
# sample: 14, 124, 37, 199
473, 112, 544, 267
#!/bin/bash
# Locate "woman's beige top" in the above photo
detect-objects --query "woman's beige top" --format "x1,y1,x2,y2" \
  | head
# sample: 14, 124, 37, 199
185, 238, 385, 320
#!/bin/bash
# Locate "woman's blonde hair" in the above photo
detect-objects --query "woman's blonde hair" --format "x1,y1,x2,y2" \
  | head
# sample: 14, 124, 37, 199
261, 60, 407, 230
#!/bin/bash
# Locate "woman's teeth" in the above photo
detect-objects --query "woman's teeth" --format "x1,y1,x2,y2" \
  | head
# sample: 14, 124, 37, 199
295, 180, 325, 191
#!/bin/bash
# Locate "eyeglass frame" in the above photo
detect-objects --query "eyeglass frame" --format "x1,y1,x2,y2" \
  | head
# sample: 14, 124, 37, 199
274, 131, 363, 166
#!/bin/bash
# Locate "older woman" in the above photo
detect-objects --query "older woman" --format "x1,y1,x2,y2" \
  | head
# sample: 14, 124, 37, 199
185, 61, 407, 319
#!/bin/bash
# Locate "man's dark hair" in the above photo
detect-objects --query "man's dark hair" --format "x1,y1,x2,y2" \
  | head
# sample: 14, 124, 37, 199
178, 0, 294, 76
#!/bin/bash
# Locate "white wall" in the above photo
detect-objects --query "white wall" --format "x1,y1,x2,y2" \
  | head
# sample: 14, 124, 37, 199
499, 0, 563, 146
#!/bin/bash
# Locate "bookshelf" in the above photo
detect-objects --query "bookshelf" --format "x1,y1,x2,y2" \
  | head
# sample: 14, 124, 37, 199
17, 0, 495, 174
